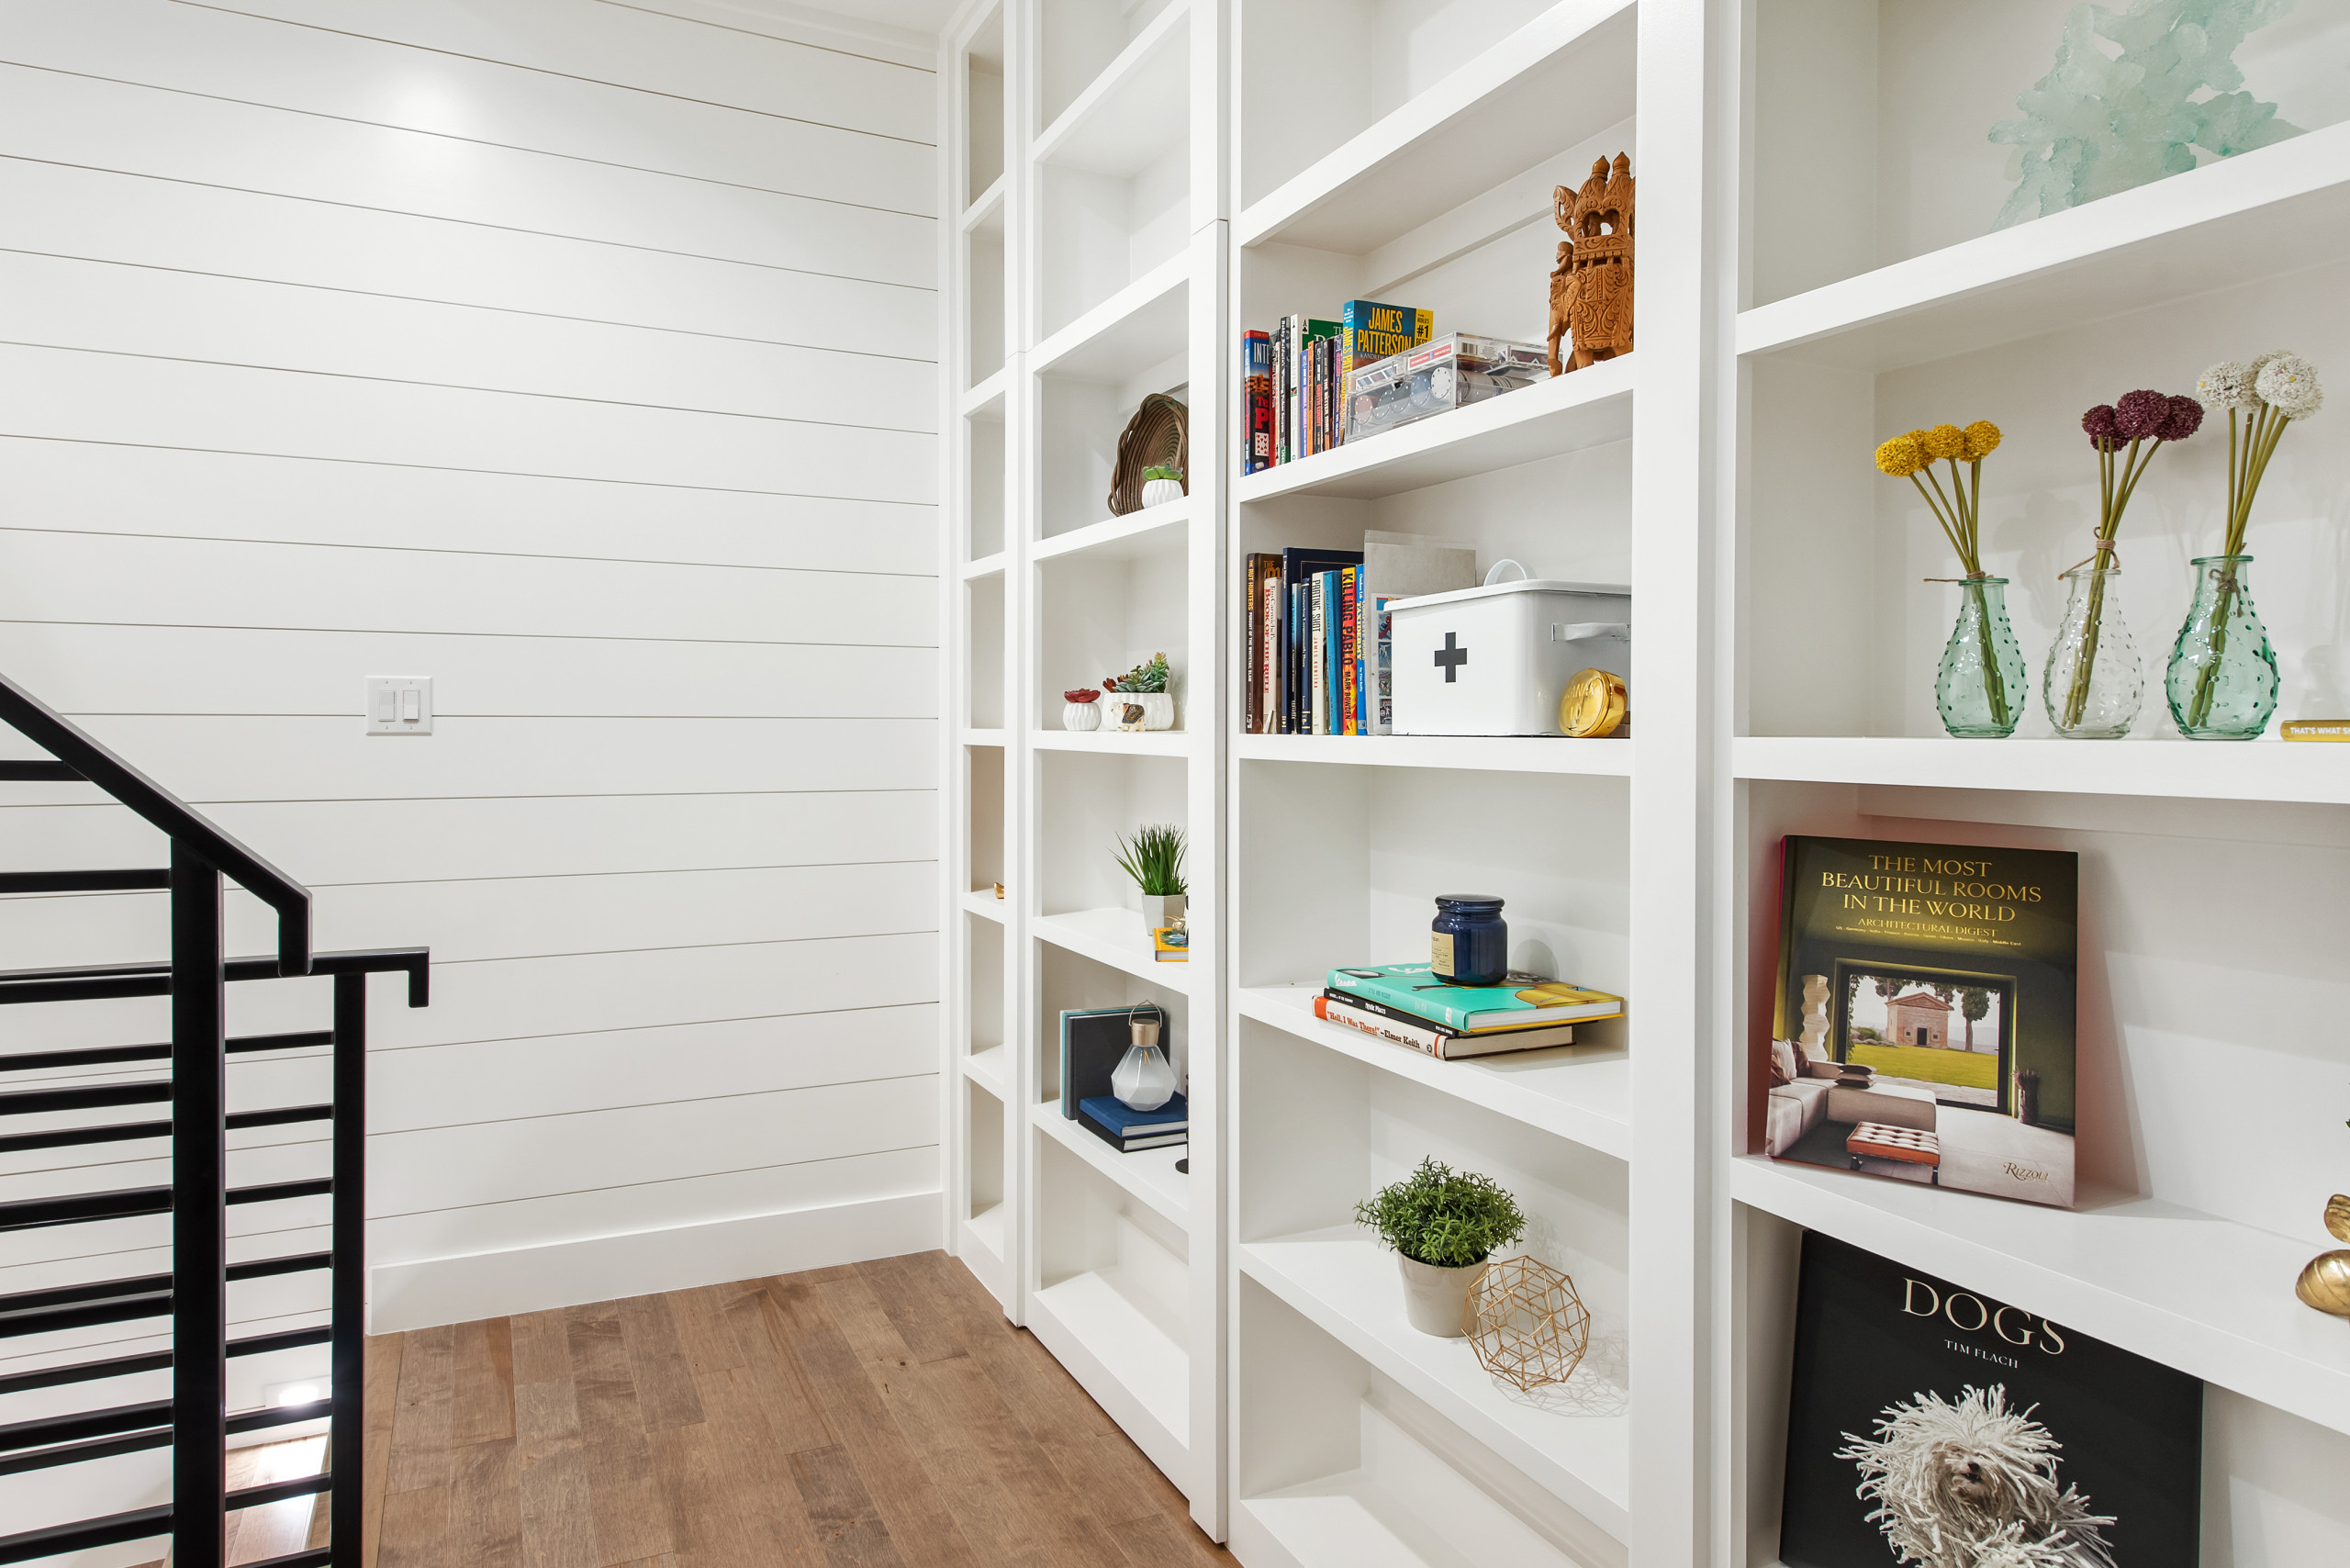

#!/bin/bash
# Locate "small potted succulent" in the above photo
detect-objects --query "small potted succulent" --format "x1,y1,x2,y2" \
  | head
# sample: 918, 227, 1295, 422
1140, 464, 1186, 509
1102, 652, 1175, 731
1061, 688, 1102, 732
1355, 1159, 1527, 1337
1113, 823, 1186, 931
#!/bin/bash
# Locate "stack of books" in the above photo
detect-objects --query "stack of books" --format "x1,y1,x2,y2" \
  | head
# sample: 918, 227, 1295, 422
1078, 1093, 1188, 1152
1242, 299, 1432, 473
1241, 533, 1478, 734
1317, 962, 1624, 1060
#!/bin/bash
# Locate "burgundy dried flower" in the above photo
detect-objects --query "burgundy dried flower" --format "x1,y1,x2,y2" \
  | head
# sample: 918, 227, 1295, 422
2081, 403, 2121, 452
2114, 388, 2170, 440
2157, 393, 2204, 442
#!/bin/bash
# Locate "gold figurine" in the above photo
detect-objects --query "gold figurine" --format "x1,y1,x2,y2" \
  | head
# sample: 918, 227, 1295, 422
2294, 1193, 2350, 1317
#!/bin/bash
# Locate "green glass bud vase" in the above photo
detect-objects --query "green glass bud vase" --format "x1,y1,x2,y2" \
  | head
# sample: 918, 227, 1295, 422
1936, 577, 2027, 738
2041, 564, 2142, 738
2165, 554, 2277, 740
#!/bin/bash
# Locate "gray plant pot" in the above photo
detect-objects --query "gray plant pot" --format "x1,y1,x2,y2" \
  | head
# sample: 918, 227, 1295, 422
1138, 892, 1187, 930
1397, 1253, 1488, 1338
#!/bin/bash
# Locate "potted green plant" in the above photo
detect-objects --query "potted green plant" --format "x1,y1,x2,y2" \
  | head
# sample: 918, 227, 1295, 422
1102, 652, 1175, 730
1355, 1159, 1527, 1337
1113, 823, 1186, 930
1140, 464, 1186, 509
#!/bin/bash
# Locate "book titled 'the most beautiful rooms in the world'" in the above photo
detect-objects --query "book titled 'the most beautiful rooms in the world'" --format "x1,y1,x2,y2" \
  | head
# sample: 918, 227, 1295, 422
1762, 835, 2078, 1207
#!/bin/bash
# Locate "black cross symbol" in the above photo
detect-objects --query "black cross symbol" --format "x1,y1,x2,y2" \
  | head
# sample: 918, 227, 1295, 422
1434, 633, 1468, 682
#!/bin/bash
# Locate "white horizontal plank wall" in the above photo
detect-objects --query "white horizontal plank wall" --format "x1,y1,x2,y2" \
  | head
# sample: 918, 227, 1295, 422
0, 0, 944, 1487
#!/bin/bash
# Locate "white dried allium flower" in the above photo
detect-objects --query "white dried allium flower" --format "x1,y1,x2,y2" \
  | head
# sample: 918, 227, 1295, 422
2255, 353, 2323, 418
2196, 359, 2254, 410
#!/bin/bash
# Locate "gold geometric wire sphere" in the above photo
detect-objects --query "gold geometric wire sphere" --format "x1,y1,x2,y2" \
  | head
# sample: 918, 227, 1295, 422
1465, 1255, 1591, 1391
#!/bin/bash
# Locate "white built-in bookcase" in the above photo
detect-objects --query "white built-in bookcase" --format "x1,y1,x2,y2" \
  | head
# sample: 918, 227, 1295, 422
938, 2, 2350, 1563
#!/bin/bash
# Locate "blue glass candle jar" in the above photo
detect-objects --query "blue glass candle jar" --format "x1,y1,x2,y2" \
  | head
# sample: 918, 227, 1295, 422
1430, 895, 1507, 986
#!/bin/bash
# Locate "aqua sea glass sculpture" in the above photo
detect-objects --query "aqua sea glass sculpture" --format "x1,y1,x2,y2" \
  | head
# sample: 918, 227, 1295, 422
1990, 0, 2302, 230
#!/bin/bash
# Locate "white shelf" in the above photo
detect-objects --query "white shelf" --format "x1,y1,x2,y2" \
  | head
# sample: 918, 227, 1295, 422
961, 172, 1006, 233
1239, 1230, 1631, 1541
959, 552, 1006, 580
1237, 1480, 1441, 1568
1031, 252, 1189, 383
1738, 122, 2350, 373
1030, 1099, 1190, 1231
1030, 0, 1189, 176
1238, 733, 1632, 778
1034, 906, 1193, 992
959, 368, 1008, 417
1733, 734, 2350, 805
963, 1044, 1008, 1097
958, 889, 1006, 923
1236, 355, 1633, 503
1729, 1155, 2350, 1441
1237, 0, 1637, 256
1034, 497, 1189, 564
1027, 1267, 1190, 1473
1239, 985, 1630, 1161
961, 727, 1006, 747
1030, 727, 1192, 757
964, 1200, 1006, 1260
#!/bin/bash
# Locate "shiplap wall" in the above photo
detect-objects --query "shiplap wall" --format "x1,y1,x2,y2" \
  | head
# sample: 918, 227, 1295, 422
0, 1, 942, 1493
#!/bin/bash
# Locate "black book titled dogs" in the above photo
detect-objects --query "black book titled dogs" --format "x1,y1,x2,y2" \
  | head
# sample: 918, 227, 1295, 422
1780, 1232, 2200, 1568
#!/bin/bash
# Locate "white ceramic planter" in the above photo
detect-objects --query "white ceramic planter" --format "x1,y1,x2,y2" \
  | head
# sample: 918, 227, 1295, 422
1397, 1253, 1489, 1338
1141, 477, 1184, 509
1105, 689, 1175, 730
1061, 700, 1102, 731
1138, 892, 1186, 930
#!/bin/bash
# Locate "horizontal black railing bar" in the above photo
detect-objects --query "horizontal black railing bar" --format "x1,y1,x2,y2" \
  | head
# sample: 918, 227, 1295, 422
0, 1394, 334, 1460
0, 1289, 173, 1340
0, 1427, 169, 1476
0, 946, 429, 1008
0, 1176, 330, 1232
0, 1080, 169, 1115
0, 1320, 331, 1398
0, 868, 169, 895
0, 1117, 170, 1155
0, 1274, 170, 1314
0, 1249, 332, 1338
0, 1349, 172, 1396
231, 1473, 334, 1509
0, 670, 310, 974
0, 1400, 163, 1452
0, 758, 82, 782
0, 1249, 329, 1316
0, 1027, 336, 1074
0, 1101, 335, 1154
0, 1501, 169, 1564
231, 1325, 331, 1358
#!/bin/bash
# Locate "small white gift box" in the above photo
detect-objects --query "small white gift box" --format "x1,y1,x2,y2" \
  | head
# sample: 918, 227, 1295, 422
1388, 566, 1630, 736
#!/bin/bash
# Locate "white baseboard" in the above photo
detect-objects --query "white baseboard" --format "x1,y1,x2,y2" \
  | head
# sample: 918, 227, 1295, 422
367, 1190, 943, 1333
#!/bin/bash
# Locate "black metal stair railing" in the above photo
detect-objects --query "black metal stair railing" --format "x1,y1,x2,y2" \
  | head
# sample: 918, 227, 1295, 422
0, 671, 428, 1568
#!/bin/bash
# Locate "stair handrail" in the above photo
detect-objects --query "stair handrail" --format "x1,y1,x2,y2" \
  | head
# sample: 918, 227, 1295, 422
0, 670, 310, 975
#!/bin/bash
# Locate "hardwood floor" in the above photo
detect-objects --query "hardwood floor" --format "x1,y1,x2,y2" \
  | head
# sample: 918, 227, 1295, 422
362, 1250, 1234, 1568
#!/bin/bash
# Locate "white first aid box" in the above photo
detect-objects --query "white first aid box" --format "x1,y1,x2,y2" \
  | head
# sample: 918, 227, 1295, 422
1388, 577, 1631, 736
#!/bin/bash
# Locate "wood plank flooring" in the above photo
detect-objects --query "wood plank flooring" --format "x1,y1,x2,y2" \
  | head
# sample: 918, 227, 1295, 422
363, 1250, 1234, 1568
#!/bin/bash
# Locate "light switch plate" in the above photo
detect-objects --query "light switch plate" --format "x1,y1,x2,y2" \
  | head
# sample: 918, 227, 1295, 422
366, 676, 433, 735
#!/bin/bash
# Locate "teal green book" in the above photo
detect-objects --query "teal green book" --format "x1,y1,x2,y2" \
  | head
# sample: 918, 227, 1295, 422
1325, 963, 1623, 1032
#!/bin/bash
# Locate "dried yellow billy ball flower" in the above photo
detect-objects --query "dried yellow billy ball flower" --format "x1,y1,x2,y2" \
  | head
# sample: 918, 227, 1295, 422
1961, 420, 2003, 461
1874, 434, 1925, 477
1922, 423, 1967, 460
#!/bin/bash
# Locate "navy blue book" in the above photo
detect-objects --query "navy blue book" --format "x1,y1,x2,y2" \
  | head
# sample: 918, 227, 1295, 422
1078, 1093, 1188, 1152
1280, 547, 1360, 732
